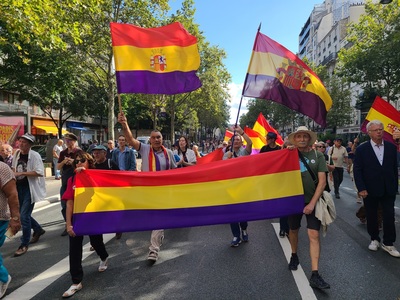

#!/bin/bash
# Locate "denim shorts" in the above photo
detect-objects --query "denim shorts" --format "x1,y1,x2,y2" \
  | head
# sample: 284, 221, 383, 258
288, 206, 321, 231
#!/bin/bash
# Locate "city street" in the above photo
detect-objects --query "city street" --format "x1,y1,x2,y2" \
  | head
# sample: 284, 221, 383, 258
2, 168, 400, 300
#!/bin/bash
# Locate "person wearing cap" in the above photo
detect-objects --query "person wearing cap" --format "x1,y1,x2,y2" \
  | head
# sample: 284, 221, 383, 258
58, 133, 81, 236
260, 132, 289, 238
223, 125, 252, 247
118, 112, 176, 265
287, 126, 330, 290
260, 132, 281, 152
92, 144, 119, 170
353, 120, 400, 258
11, 133, 46, 257
328, 137, 348, 199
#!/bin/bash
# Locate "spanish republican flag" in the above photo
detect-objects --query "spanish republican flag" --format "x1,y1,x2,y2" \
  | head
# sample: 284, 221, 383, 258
72, 150, 304, 235
110, 22, 202, 95
223, 129, 234, 142
253, 113, 284, 146
242, 31, 332, 127
361, 96, 400, 144
244, 126, 267, 153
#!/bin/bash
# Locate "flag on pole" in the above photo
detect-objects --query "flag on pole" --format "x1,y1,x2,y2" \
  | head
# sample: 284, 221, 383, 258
196, 148, 224, 165
223, 129, 234, 142
361, 96, 400, 144
110, 22, 202, 95
253, 113, 284, 146
72, 150, 304, 235
242, 31, 332, 126
244, 126, 267, 153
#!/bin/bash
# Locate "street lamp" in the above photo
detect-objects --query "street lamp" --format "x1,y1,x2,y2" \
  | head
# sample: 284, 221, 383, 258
380, 0, 392, 4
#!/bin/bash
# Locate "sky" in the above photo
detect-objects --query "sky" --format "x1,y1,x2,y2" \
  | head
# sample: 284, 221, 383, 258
170, 0, 320, 124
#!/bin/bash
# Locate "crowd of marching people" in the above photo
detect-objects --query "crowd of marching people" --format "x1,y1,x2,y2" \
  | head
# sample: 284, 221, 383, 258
0, 117, 399, 297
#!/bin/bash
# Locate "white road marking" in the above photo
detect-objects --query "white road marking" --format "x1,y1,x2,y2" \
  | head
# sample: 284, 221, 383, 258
6, 234, 115, 300
272, 223, 317, 300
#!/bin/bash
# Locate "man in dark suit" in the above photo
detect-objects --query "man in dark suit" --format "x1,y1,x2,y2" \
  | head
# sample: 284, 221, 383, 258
353, 119, 399, 257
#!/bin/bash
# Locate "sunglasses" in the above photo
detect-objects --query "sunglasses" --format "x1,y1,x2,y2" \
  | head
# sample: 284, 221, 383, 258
317, 146, 326, 148
74, 158, 87, 164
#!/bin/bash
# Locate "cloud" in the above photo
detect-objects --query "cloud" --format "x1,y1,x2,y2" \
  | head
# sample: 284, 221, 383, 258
227, 82, 249, 124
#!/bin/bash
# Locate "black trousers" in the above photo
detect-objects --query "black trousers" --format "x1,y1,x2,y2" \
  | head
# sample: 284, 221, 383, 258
364, 194, 396, 246
69, 234, 108, 284
332, 167, 344, 195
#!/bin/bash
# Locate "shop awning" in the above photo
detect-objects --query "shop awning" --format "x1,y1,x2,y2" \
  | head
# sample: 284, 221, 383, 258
35, 125, 67, 134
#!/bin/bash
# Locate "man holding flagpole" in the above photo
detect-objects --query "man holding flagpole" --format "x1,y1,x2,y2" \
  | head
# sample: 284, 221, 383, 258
118, 112, 176, 264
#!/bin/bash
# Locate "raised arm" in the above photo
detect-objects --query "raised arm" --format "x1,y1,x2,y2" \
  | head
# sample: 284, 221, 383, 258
118, 112, 141, 151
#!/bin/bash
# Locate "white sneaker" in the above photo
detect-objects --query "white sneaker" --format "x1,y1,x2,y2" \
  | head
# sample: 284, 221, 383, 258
368, 240, 380, 251
98, 257, 108, 272
381, 244, 400, 258
0, 275, 11, 299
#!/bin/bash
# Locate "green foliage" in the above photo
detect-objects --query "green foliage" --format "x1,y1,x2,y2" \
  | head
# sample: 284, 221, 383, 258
337, 1, 400, 102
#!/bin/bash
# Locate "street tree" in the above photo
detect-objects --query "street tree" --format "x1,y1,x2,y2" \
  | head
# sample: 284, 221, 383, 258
337, 1, 400, 103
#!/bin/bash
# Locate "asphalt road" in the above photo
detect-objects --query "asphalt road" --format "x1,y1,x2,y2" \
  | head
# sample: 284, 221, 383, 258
1, 168, 400, 300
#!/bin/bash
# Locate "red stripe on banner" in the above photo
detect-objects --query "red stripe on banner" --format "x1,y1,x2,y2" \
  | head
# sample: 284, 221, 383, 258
75, 149, 300, 188
110, 22, 197, 48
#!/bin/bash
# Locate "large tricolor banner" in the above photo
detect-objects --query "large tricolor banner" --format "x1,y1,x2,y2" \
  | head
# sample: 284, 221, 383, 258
242, 31, 332, 126
110, 22, 202, 95
361, 96, 400, 144
72, 150, 304, 235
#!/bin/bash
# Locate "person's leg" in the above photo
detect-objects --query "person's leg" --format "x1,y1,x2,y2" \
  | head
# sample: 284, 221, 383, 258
364, 196, 380, 242
337, 167, 344, 190
89, 235, 108, 261
149, 229, 164, 253
30, 203, 43, 233
288, 214, 302, 270
280, 217, 289, 235
0, 221, 9, 283
230, 223, 241, 238
381, 195, 396, 246
60, 184, 67, 222
69, 235, 84, 284
332, 168, 340, 196
17, 185, 33, 247
53, 158, 59, 179
308, 229, 320, 271
148, 230, 164, 262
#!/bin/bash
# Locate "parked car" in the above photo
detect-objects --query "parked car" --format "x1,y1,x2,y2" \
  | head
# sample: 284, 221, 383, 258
31, 145, 47, 162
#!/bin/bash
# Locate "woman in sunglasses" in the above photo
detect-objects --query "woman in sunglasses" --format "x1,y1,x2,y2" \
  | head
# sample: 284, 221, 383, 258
61, 151, 109, 298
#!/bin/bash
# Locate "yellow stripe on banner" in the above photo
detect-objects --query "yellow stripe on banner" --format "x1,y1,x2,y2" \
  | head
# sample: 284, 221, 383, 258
113, 44, 200, 72
367, 108, 400, 132
248, 52, 332, 110
74, 170, 303, 213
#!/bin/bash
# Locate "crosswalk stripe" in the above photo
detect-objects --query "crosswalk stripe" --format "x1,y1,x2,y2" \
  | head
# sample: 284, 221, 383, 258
6, 234, 115, 300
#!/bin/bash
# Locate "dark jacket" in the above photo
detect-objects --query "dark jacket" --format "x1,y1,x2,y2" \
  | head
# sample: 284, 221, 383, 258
353, 140, 398, 197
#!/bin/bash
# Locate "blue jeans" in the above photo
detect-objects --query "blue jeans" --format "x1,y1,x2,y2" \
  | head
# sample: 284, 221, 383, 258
53, 158, 60, 178
230, 222, 248, 238
0, 221, 9, 283
17, 184, 42, 247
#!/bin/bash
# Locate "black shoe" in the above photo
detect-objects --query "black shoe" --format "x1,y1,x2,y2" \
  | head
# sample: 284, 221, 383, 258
61, 229, 68, 236
288, 255, 299, 270
335, 194, 340, 199
30, 229, 45, 244
279, 230, 285, 238
309, 273, 330, 289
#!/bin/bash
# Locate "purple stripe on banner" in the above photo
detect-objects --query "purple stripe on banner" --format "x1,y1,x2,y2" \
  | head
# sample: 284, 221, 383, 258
116, 70, 201, 95
243, 74, 327, 126
73, 195, 304, 235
